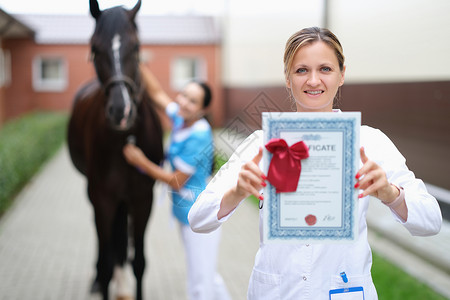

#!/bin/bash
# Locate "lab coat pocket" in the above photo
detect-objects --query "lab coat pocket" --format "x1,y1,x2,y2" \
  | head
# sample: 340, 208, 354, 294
248, 268, 281, 300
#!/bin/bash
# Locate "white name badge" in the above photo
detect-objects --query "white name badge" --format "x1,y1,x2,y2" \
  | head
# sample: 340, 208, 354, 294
329, 287, 365, 300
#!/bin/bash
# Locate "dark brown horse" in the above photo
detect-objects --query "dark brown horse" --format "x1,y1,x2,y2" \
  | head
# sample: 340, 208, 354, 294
68, 1, 163, 299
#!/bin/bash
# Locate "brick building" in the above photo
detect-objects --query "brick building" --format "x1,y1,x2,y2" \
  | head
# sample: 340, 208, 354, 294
0, 11, 223, 127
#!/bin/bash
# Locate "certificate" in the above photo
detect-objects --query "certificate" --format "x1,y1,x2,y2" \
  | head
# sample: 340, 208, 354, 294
262, 112, 360, 244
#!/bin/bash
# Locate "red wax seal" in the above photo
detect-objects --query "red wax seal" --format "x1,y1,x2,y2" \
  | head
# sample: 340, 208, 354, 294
305, 214, 317, 226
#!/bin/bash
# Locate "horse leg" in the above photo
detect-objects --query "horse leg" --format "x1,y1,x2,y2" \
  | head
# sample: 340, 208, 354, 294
91, 197, 117, 300
112, 202, 134, 299
130, 196, 152, 300
132, 236, 145, 300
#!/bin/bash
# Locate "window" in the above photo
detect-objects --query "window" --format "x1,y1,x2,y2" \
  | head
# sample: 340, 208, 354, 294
32, 56, 67, 92
171, 57, 206, 91
0, 49, 11, 88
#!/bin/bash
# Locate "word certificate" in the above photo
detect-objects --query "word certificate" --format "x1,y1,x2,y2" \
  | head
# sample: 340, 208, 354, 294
262, 112, 360, 244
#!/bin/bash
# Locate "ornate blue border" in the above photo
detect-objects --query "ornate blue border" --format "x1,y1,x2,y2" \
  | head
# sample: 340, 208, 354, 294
264, 116, 359, 241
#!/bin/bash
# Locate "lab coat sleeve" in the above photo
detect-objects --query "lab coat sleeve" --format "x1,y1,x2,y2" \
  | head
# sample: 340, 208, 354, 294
364, 127, 442, 236
189, 131, 263, 233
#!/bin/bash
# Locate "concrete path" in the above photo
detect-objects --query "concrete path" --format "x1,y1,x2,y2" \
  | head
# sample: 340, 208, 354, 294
0, 146, 259, 300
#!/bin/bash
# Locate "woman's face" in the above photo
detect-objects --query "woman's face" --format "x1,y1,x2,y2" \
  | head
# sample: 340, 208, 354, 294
286, 41, 345, 112
175, 82, 205, 123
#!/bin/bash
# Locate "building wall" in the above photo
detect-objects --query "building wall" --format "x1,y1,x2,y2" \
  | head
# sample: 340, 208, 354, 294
2, 40, 223, 127
3, 38, 94, 121
221, 1, 324, 87
220, 0, 450, 191
141, 44, 223, 126
331, 0, 450, 83
221, 0, 450, 86
224, 80, 450, 190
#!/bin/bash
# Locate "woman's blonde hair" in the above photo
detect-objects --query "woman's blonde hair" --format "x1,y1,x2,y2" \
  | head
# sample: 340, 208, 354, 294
283, 27, 345, 80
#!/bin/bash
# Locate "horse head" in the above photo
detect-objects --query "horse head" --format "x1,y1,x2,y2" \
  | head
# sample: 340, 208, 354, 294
89, 0, 142, 131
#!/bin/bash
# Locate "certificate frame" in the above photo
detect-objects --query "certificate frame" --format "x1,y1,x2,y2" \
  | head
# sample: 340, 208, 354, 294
262, 112, 360, 244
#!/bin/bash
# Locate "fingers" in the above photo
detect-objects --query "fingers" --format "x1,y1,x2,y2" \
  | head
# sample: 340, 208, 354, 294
355, 147, 377, 197
360, 146, 368, 163
139, 63, 149, 74
123, 144, 134, 163
236, 147, 267, 200
355, 148, 390, 199
252, 147, 263, 164
239, 167, 266, 200
355, 168, 384, 198
355, 147, 371, 179
123, 144, 132, 156
238, 170, 265, 199
123, 144, 143, 166
123, 144, 137, 157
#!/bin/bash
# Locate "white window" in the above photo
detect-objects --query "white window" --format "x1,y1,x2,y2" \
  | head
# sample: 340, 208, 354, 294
0, 49, 11, 88
32, 56, 68, 92
171, 57, 206, 91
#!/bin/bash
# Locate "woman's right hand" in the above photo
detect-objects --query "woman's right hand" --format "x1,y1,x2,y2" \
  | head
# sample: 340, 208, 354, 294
139, 64, 172, 109
218, 147, 267, 219
235, 147, 267, 201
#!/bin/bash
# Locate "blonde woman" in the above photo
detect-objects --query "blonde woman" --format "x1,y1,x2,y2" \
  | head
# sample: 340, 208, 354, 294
188, 27, 442, 299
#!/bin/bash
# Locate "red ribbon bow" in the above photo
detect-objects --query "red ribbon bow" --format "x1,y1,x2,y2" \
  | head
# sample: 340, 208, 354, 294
265, 138, 309, 193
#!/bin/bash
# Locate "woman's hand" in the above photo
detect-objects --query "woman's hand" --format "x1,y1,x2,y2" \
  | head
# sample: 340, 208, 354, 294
218, 147, 267, 219
123, 144, 146, 169
355, 147, 400, 203
235, 147, 267, 200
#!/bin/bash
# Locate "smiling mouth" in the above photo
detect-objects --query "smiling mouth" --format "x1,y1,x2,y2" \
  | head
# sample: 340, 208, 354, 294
305, 90, 324, 95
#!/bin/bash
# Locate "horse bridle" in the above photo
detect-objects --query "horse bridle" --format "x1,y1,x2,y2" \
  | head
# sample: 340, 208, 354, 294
103, 74, 139, 98
90, 49, 142, 102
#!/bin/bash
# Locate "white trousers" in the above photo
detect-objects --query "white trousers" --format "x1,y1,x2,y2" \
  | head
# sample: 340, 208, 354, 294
180, 224, 231, 300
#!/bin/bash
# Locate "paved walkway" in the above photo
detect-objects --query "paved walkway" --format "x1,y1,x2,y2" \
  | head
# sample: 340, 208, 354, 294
0, 143, 449, 299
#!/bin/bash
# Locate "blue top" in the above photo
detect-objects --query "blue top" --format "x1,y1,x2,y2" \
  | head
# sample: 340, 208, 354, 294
165, 102, 214, 225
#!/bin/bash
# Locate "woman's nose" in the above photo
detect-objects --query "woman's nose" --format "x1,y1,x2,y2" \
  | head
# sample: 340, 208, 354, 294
178, 98, 187, 109
307, 71, 320, 86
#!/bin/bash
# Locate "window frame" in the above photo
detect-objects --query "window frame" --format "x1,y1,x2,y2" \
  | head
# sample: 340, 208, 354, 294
32, 55, 68, 92
0, 49, 11, 88
170, 56, 207, 91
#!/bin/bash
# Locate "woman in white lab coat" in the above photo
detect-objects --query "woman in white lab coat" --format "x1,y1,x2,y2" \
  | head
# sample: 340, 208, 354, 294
188, 27, 442, 300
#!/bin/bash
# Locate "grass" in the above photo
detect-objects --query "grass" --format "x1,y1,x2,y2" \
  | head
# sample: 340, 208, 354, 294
0, 111, 68, 216
372, 252, 447, 299
213, 155, 447, 300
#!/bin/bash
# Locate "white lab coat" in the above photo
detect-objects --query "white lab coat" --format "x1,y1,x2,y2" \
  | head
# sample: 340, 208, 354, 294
189, 126, 442, 300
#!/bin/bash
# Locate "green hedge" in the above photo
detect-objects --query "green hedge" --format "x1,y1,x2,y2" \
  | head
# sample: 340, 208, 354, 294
0, 111, 68, 215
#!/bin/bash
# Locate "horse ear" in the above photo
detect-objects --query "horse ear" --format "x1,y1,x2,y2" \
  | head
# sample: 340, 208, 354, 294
129, 0, 142, 21
90, 0, 102, 20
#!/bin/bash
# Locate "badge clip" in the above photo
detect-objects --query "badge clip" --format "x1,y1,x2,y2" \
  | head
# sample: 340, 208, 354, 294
340, 272, 348, 283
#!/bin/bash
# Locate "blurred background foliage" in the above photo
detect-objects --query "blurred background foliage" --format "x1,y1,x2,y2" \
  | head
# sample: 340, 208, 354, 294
0, 111, 68, 215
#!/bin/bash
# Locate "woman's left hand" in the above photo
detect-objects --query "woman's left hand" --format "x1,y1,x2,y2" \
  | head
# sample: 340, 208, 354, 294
355, 147, 399, 202
123, 144, 146, 168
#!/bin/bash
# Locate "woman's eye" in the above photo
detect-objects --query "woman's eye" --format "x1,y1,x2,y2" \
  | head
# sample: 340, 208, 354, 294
321, 66, 331, 72
296, 68, 307, 74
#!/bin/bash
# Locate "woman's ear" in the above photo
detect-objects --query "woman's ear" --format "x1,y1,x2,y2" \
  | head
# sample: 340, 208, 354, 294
286, 77, 291, 89
339, 66, 346, 87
